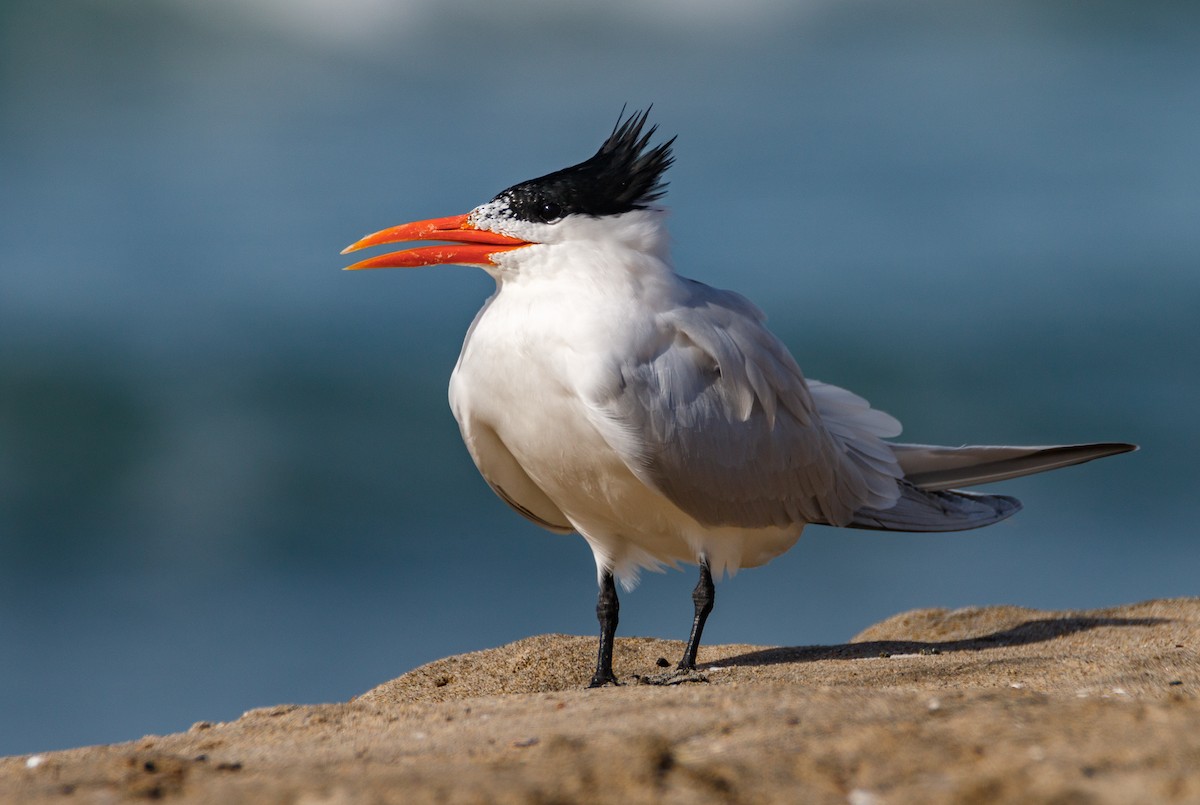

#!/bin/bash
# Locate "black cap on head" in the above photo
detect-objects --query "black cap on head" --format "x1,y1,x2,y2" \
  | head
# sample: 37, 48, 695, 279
495, 108, 676, 224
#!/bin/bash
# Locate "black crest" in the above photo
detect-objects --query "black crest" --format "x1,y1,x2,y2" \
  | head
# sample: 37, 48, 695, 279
495, 108, 676, 224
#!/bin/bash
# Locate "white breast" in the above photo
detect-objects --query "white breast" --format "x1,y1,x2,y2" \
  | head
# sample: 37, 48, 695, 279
448, 259, 804, 586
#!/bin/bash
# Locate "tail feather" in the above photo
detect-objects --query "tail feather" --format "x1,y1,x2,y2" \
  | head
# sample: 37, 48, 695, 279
829, 441, 1133, 533
891, 442, 1136, 492
845, 482, 1022, 532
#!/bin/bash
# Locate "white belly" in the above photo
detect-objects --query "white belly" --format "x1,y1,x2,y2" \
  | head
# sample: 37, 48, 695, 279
449, 285, 803, 585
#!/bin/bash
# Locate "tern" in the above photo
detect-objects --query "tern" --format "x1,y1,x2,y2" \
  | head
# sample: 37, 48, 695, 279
343, 110, 1135, 687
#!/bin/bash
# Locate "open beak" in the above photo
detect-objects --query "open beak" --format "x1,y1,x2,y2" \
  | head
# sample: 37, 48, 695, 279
341, 213, 531, 270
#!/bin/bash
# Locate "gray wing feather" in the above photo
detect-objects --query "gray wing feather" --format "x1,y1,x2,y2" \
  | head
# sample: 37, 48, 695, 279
459, 421, 574, 534
893, 442, 1137, 491
844, 441, 1135, 531
584, 286, 904, 529
845, 483, 1022, 532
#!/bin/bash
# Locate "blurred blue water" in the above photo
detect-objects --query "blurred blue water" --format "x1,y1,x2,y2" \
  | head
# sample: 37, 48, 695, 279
1, 0, 1197, 755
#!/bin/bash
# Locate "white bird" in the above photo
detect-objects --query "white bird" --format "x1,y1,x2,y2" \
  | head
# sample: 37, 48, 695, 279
343, 110, 1135, 687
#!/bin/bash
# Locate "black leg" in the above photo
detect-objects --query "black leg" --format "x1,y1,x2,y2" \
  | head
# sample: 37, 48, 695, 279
678, 559, 714, 670
588, 570, 620, 687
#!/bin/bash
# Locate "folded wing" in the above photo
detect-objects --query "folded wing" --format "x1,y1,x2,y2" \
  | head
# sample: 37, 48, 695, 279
583, 287, 904, 530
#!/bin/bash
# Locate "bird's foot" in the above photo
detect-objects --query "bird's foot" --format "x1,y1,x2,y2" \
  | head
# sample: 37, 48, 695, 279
635, 668, 709, 686
587, 671, 621, 688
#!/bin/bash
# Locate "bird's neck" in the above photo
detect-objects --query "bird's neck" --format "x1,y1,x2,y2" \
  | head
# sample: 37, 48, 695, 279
491, 209, 674, 288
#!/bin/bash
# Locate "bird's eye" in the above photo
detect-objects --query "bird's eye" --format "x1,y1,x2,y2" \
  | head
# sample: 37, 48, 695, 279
540, 201, 563, 222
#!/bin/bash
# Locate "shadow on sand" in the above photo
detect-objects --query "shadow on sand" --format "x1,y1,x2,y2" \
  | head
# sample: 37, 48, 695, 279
712, 616, 1169, 668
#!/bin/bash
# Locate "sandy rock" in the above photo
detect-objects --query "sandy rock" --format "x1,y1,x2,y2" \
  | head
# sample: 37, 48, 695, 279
3, 598, 1198, 803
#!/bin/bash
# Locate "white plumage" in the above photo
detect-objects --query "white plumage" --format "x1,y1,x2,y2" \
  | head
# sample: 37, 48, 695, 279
451, 207, 904, 585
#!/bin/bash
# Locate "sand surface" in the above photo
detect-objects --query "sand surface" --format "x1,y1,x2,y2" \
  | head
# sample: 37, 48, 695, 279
4, 598, 1199, 803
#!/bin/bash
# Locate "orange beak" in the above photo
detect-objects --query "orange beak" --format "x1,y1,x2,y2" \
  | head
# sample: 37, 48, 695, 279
341, 213, 531, 270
